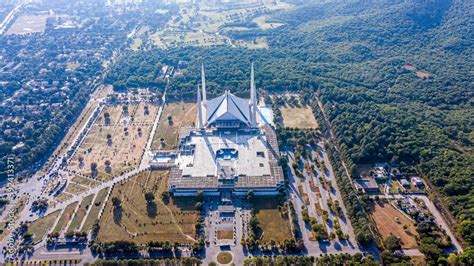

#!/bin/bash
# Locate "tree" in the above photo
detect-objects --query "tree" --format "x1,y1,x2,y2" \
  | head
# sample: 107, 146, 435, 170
104, 112, 111, 125
196, 191, 203, 201
246, 190, 254, 202
459, 246, 474, 265
459, 220, 474, 245
195, 202, 203, 211
145, 192, 155, 203
112, 196, 121, 207
419, 243, 442, 260
447, 253, 459, 266
90, 162, 98, 172
384, 236, 401, 251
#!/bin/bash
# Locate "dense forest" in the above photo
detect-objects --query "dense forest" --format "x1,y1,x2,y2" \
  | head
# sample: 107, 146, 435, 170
106, 0, 473, 249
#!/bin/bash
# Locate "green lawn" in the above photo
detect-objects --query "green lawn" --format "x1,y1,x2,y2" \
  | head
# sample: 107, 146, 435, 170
29, 210, 61, 244
67, 194, 94, 232
53, 201, 78, 234
82, 187, 109, 232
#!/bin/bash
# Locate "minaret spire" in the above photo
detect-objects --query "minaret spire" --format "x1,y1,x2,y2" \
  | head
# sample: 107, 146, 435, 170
197, 84, 203, 129
201, 63, 207, 105
250, 62, 257, 127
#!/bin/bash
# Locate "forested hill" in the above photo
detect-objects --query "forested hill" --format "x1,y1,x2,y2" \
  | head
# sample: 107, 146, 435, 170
106, 0, 473, 246
270, 0, 474, 246
279, 0, 473, 236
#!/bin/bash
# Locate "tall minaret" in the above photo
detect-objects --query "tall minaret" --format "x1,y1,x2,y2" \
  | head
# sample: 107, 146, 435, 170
197, 84, 204, 129
250, 62, 257, 128
201, 63, 207, 105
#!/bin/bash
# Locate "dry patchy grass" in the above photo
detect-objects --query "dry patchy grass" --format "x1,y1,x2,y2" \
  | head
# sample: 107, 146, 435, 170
98, 170, 199, 244
68, 103, 158, 181
82, 187, 109, 232
29, 210, 61, 243
151, 102, 196, 150
53, 202, 78, 234
64, 182, 89, 195
369, 201, 418, 249
280, 105, 318, 129
254, 199, 293, 243
67, 194, 94, 232
7, 15, 48, 35
217, 230, 233, 240
71, 175, 100, 188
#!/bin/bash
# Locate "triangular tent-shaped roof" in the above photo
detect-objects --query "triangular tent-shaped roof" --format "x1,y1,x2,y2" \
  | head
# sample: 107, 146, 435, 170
206, 91, 251, 126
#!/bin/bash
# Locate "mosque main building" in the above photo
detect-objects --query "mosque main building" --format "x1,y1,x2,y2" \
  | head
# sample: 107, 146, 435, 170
168, 63, 285, 197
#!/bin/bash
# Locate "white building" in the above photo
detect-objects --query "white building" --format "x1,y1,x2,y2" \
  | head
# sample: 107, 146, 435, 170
168, 63, 284, 197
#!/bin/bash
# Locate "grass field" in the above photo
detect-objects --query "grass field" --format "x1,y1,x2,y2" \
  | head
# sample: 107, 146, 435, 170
28, 210, 61, 244
53, 202, 78, 234
53, 193, 73, 204
68, 102, 159, 180
151, 102, 196, 150
6, 15, 48, 35
217, 230, 233, 240
130, 37, 142, 51
252, 15, 284, 30
217, 252, 233, 264
98, 170, 199, 244
67, 194, 94, 232
40, 87, 111, 174
71, 175, 100, 188
280, 105, 318, 129
369, 201, 418, 249
64, 182, 89, 195
235, 37, 269, 49
150, 1, 293, 49
82, 187, 110, 232
254, 199, 293, 243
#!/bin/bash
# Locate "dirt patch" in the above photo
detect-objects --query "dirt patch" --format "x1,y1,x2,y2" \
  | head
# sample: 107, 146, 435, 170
415, 71, 431, 79
369, 201, 418, 249
401, 64, 416, 71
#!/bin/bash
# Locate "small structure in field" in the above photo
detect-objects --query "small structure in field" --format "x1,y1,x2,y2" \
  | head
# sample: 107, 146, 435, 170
354, 178, 379, 194
411, 176, 424, 188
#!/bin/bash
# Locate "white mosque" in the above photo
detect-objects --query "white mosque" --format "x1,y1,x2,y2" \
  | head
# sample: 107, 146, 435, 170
168, 63, 284, 197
